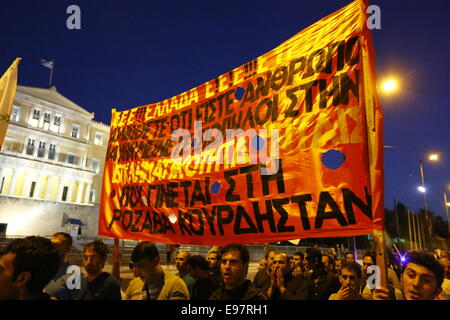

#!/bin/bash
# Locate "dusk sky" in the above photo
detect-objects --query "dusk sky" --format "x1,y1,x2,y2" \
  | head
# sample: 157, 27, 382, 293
1, 0, 449, 219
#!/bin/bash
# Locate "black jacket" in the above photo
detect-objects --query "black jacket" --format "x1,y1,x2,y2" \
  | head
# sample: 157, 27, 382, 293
210, 280, 267, 300
305, 270, 340, 300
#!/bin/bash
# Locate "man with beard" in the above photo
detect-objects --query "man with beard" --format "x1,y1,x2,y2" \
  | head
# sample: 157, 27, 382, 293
77, 240, 121, 300
264, 251, 309, 300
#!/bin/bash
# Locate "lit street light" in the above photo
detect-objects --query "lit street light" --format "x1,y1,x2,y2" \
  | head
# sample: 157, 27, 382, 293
418, 186, 426, 193
429, 154, 439, 161
381, 78, 399, 94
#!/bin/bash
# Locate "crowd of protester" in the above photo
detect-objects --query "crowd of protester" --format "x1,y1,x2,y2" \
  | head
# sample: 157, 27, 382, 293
0, 233, 449, 300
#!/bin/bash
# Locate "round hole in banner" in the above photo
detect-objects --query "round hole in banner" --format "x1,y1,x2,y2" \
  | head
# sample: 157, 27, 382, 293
191, 138, 197, 147
168, 214, 177, 224
234, 87, 245, 100
211, 181, 221, 194
251, 135, 265, 151
321, 149, 345, 170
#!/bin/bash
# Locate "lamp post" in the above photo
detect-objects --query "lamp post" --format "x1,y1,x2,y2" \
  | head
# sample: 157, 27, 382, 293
444, 191, 450, 238
419, 154, 439, 248
419, 160, 431, 248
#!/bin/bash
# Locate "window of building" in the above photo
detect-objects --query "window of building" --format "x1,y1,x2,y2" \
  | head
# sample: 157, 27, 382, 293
71, 125, 80, 138
67, 154, 76, 164
89, 189, 95, 203
61, 186, 68, 201
29, 181, 36, 198
32, 109, 40, 120
48, 144, 56, 160
11, 106, 20, 122
26, 139, 35, 155
37, 141, 46, 158
91, 159, 99, 173
44, 113, 50, 123
54, 116, 61, 126
94, 132, 103, 146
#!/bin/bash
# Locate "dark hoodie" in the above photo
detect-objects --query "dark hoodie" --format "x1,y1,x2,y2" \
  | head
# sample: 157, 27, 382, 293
209, 280, 266, 300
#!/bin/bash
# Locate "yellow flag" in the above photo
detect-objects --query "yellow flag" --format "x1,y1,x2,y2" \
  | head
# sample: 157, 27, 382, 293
0, 58, 21, 148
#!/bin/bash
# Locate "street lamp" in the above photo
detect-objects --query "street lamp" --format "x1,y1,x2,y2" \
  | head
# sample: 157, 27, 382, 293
444, 191, 450, 239
419, 154, 439, 248
380, 78, 399, 94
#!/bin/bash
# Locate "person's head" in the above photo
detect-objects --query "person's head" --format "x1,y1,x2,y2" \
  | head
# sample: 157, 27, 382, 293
305, 247, 323, 270
272, 252, 290, 277
83, 240, 108, 277
130, 241, 160, 282
328, 248, 336, 257
0, 236, 59, 299
335, 258, 344, 273
175, 251, 191, 274
339, 261, 363, 294
322, 254, 335, 272
258, 258, 267, 271
220, 244, 249, 290
362, 251, 376, 278
439, 250, 448, 260
206, 251, 221, 271
400, 251, 444, 300
290, 251, 304, 270
265, 249, 277, 274
50, 232, 72, 263
185, 255, 210, 281
344, 251, 355, 262
439, 259, 450, 280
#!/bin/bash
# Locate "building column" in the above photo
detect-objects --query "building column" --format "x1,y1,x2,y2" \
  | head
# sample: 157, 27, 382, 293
34, 175, 43, 199
67, 180, 75, 202
21, 173, 32, 197
84, 183, 92, 204
57, 180, 66, 202
8, 169, 18, 196
75, 181, 84, 203
45, 175, 55, 200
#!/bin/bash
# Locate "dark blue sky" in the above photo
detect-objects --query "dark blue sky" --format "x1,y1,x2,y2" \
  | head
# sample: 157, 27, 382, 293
1, 0, 449, 218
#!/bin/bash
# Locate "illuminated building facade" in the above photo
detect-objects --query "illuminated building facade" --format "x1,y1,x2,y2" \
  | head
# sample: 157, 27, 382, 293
0, 86, 109, 237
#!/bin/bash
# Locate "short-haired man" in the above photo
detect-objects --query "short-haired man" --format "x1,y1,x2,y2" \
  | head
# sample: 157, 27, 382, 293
0, 236, 59, 300
131, 241, 189, 300
373, 251, 444, 300
304, 247, 340, 300
175, 250, 196, 295
344, 251, 355, 263
335, 258, 344, 274
44, 232, 80, 300
186, 255, 220, 300
258, 258, 267, 272
290, 251, 304, 278
322, 254, 336, 275
206, 250, 222, 284
264, 252, 309, 300
77, 240, 121, 300
438, 259, 450, 300
253, 248, 276, 289
329, 261, 364, 300
210, 244, 266, 300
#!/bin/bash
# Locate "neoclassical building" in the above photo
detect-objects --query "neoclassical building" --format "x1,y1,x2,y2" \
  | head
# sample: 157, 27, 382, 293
0, 85, 110, 237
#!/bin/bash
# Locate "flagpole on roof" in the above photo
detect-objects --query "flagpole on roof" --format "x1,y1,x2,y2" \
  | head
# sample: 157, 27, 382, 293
49, 60, 54, 87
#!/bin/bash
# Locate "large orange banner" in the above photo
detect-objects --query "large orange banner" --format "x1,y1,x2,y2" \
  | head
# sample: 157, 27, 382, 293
99, 0, 384, 245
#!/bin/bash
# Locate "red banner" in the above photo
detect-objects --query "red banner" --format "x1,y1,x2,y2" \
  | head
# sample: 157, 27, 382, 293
99, 0, 384, 245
